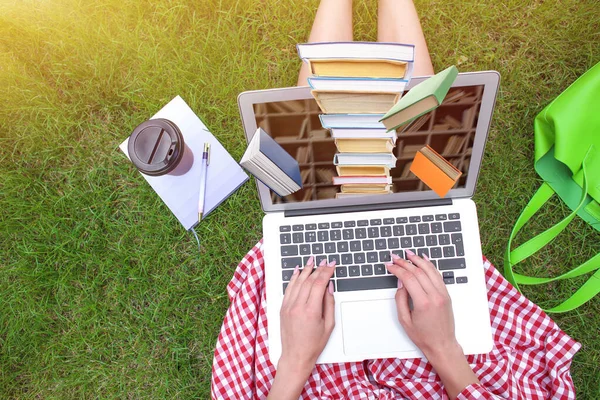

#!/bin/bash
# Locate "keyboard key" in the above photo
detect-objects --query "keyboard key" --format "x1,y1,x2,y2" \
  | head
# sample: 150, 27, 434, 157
456, 276, 468, 284
417, 248, 429, 258
393, 225, 405, 236
423, 215, 434, 222
280, 225, 291, 232
438, 258, 466, 270
300, 244, 311, 255
318, 231, 329, 241
282, 270, 294, 282
336, 266, 348, 278
451, 233, 465, 256
435, 214, 447, 221
418, 224, 430, 234
354, 253, 366, 264
430, 259, 437, 268
444, 221, 462, 232
337, 276, 397, 292
337, 241, 349, 252
344, 221, 356, 227
312, 243, 323, 254
443, 277, 455, 285
431, 222, 443, 233
396, 217, 408, 224
413, 236, 425, 247
426, 235, 438, 246
406, 224, 417, 235
391, 249, 404, 258
350, 241, 361, 251
328, 254, 340, 264
283, 282, 289, 294
443, 246, 456, 258
357, 220, 369, 226
292, 233, 304, 243
331, 230, 342, 241
306, 224, 317, 230
280, 233, 291, 244
380, 226, 392, 237
430, 247, 442, 258
362, 240, 374, 251
341, 253, 353, 265
401, 237, 412, 248
379, 251, 391, 262
318, 222, 330, 229
330, 279, 336, 292
325, 242, 336, 253
332, 222, 343, 228
349, 265, 360, 276
361, 265, 374, 276
449, 213, 461, 220
316, 255, 328, 265
281, 245, 298, 256
375, 239, 387, 250
282, 257, 302, 269
303, 256, 311, 265
438, 234, 450, 245
356, 228, 367, 239
383, 218, 395, 225
343, 229, 354, 240
442, 271, 454, 279
409, 216, 421, 222
387, 238, 400, 249
367, 252, 379, 263
370, 219, 382, 226
293, 224, 304, 231
368, 227, 379, 238
305, 231, 316, 242
408, 249, 416, 258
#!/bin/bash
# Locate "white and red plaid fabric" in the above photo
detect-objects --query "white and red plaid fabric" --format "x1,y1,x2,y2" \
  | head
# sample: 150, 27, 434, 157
212, 241, 581, 399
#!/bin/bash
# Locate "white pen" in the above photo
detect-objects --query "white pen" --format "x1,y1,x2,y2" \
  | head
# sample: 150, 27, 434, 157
198, 142, 210, 221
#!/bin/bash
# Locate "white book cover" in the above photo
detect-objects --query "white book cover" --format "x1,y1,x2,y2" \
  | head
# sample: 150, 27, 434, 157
320, 114, 386, 129
308, 77, 408, 93
297, 42, 415, 62
331, 128, 397, 140
119, 96, 248, 230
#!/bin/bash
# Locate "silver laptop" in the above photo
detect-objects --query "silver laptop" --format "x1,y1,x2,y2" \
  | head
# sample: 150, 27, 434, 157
238, 71, 499, 364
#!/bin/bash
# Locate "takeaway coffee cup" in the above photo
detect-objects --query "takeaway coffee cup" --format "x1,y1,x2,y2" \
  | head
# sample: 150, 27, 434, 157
127, 118, 193, 176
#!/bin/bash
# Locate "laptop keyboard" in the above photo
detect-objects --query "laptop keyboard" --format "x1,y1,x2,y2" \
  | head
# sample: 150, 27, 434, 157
279, 213, 468, 294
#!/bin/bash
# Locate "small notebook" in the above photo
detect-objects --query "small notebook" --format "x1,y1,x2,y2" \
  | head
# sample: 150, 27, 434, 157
240, 128, 302, 197
119, 96, 248, 230
409, 145, 462, 198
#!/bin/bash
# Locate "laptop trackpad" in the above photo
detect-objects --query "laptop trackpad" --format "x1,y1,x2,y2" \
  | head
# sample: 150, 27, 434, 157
341, 299, 417, 356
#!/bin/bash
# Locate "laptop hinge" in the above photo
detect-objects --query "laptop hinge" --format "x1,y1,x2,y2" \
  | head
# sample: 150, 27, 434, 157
284, 199, 453, 218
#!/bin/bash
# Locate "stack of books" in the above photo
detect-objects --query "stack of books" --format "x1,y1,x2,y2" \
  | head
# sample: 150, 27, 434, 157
297, 42, 415, 198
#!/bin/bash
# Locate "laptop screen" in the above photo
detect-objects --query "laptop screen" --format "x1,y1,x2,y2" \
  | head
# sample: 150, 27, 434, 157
252, 85, 484, 205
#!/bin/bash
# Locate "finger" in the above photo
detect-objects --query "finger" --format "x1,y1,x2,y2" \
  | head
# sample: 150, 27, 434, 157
295, 259, 328, 305
284, 256, 315, 305
282, 265, 301, 305
402, 250, 446, 294
394, 282, 412, 329
323, 281, 335, 332
307, 261, 336, 309
391, 252, 436, 295
386, 262, 428, 305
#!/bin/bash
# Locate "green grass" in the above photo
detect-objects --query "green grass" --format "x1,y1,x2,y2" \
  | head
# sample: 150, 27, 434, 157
1, 0, 599, 397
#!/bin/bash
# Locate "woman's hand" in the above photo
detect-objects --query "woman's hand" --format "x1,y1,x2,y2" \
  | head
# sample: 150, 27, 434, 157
386, 250, 480, 400
267, 257, 336, 400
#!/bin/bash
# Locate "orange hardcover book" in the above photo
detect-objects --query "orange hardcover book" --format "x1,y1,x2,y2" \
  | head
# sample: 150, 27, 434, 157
410, 145, 462, 198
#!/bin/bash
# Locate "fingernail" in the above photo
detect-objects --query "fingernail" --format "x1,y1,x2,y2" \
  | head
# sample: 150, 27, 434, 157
391, 253, 401, 260
328, 281, 334, 295
293, 265, 299, 274
405, 249, 415, 257
423, 254, 430, 261
319, 259, 327, 267
397, 279, 403, 289
307, 256, 314, 266
328, 260, 336, 268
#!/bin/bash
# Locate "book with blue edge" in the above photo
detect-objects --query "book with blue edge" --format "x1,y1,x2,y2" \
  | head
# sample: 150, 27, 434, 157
240, 128, 302, 197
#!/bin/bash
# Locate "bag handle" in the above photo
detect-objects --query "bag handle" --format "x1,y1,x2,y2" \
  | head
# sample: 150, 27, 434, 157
504, 148, 600, 312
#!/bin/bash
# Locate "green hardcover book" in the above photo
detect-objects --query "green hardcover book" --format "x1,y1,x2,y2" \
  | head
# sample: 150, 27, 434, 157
380, 66, 458, 131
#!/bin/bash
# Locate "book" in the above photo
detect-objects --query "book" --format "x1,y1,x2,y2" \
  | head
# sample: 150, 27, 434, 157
330, 128, 397, 140
333, 152, 397, 168
297, 42, 415, 63
335, 192, 390, 199
306, 60, 410, 79
312, 91, 400, 114
380, 66, 459, 131
319, 114, 386, 129
336, 165, 390, 177
119, 96, 248, 230
334, 138, 395, 153
341, 184, 391, 193
240, 128, 302, 197
409, 145, 462, 198
333, 175, 392, 185
308, 77, 408, 92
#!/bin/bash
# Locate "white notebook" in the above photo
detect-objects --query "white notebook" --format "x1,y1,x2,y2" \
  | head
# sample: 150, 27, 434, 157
120, 96, 248, 230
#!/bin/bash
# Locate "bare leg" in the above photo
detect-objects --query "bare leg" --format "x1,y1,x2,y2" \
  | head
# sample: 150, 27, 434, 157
297, 0, 353, 86
377, 0, 434, 76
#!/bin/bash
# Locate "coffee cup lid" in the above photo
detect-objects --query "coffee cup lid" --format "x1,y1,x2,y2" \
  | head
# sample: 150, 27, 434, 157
128, 118, 184, 176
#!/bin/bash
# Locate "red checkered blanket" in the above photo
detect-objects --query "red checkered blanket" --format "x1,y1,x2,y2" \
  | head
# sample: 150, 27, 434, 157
211, 241, 580, 399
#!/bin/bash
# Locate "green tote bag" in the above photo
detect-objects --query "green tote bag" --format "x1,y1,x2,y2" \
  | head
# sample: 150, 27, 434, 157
505, 62, 600, 313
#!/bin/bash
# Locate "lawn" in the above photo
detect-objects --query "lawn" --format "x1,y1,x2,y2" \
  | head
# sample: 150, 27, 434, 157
1, 0, 599, 398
